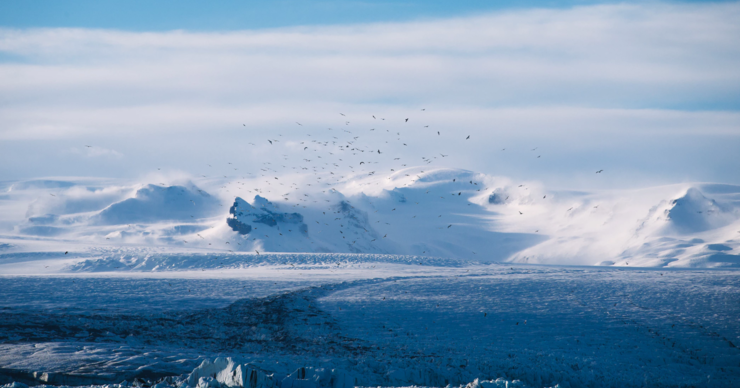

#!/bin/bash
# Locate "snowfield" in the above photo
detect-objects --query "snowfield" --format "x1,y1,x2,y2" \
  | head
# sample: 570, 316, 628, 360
0, 264, 738, 387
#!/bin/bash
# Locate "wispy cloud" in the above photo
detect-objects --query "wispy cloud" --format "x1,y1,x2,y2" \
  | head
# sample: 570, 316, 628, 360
67, 146, 124, 158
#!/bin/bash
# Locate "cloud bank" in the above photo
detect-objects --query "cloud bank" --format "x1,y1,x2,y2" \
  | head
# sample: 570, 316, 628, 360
0, 2, 739, 186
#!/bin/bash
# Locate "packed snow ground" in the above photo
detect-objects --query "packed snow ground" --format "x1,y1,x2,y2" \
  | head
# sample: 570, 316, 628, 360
0, 264, 738, 388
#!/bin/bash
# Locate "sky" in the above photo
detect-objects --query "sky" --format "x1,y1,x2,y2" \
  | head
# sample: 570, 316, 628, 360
1, 0, 739, 189
0, 1, 693, 30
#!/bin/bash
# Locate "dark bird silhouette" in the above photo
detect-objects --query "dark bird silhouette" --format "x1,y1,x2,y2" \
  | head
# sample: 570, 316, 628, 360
466, 135, 470, 140
596, 169, 604, 173
268, 140, 273, 144
65, 251, 68, 254
405, 118, 409, 122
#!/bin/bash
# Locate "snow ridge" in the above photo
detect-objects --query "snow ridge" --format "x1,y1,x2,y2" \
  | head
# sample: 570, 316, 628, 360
66, 251, 469, 272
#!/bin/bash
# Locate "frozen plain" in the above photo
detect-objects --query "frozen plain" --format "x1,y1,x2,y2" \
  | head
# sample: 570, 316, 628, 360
0, 260, 739, 388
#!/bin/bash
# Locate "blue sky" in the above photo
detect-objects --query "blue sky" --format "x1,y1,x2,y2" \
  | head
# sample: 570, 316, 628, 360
0, 0, 732, 31
1, 1, 739, 187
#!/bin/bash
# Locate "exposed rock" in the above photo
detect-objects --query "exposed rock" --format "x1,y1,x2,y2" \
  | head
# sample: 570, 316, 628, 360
488, 188, 509, 204
227, 196, 307, 235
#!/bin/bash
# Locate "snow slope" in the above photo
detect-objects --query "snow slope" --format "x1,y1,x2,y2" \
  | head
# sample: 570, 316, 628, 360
500, 182, 740, 267
92, 184, 221, 225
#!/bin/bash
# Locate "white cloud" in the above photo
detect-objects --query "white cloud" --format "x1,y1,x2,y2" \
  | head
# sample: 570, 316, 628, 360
0, 2, 738, 186
67, 146, 124, 158
0, 4, 737, 121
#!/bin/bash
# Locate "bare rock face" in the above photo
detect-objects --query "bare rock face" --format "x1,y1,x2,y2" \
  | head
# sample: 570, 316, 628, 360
487, 188, 509, 204
227, 196, 308, 235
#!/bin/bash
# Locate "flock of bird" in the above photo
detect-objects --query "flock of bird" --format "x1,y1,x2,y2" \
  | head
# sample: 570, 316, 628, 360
80, 109, 604, 254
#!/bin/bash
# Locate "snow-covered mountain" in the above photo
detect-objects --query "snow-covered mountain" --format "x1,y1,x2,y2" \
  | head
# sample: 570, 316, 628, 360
1, 168, 739, 268
92, 183, 221, 225
502, 182, 740, 267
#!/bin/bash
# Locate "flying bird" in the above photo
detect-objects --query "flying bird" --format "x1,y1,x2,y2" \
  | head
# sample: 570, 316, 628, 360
466, 135, 470, 140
